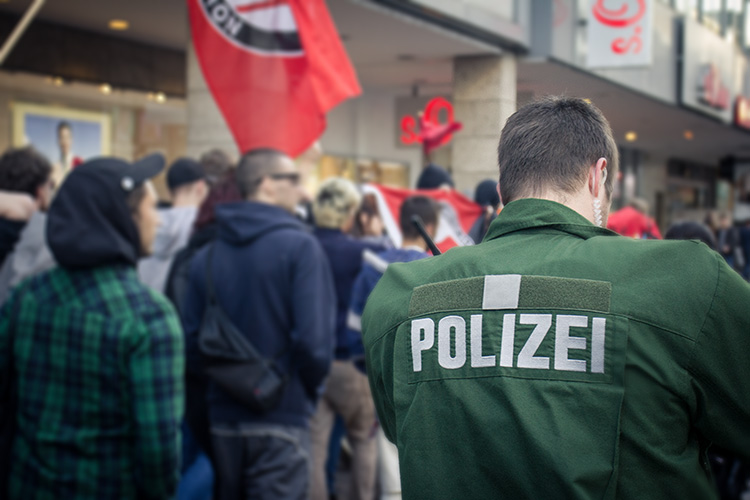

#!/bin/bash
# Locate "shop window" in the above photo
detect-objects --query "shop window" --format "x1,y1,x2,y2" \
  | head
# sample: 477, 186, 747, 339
702, 0, 723, 34
666, 158, 717, 211
305, 154, 410, 196
673, 0, 700, 19
723, 0, 745, 44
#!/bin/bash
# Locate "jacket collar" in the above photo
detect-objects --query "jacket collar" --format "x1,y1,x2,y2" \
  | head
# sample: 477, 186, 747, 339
485, 198, 619, 241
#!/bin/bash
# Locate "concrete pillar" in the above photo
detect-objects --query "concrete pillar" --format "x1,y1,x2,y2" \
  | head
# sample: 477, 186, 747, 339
451, 55, 517, 194
186, 44, 238, 159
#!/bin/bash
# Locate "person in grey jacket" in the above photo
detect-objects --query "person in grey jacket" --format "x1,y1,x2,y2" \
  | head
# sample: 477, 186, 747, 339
0, 147, 55, 303
138, 158, 208, 292
0, 210, 55, 304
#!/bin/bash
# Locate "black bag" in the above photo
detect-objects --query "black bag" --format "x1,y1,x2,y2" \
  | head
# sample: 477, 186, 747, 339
198, 243, 288, 414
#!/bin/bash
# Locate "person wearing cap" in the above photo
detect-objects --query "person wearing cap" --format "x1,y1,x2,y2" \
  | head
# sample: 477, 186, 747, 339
415, 163, 454, 191
138, 157, 209, 293
0, 154, 185, 499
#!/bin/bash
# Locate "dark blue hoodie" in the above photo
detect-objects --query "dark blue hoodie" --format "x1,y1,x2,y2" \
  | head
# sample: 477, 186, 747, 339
180, 201, 336, 427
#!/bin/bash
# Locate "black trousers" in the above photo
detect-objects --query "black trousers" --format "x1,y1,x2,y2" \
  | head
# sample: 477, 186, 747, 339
211, 423, 311, 500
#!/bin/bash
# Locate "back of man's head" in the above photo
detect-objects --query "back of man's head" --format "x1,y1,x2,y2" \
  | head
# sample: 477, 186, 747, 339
167, 158, 206, 195
497, 96, 618, 204
0, 147, 52, 200
236, 148, 286, 199
400, 195, 439, 241
199, 148, 233, 184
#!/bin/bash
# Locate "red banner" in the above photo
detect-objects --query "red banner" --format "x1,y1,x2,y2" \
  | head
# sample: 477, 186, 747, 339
188, 0, 361, 156
363, 184, 483, 253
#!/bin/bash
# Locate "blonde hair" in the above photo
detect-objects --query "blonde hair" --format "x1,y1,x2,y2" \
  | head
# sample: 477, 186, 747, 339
313, 177, 362, 229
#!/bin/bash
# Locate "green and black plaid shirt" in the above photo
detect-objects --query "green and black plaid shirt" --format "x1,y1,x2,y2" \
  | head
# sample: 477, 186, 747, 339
0, 264, 184, 499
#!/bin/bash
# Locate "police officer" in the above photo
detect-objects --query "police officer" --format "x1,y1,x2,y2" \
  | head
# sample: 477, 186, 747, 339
362, 96, 750, 500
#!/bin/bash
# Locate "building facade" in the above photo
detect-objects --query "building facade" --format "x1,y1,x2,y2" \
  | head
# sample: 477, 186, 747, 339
0, 0, 748, 228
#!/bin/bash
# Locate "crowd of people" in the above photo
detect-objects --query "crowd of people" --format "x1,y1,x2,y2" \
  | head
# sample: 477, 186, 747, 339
0, 142, 460, 499
0, 97, 748, 500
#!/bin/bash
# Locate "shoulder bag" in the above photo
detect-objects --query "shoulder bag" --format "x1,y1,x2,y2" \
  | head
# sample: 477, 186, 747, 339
198, 243, 288, 414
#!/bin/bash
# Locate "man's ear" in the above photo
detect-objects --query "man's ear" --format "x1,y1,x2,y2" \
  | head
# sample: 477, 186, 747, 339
590, 157, 608, 198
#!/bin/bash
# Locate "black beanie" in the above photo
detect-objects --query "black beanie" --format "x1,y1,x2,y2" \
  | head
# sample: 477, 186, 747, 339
416, 164, 454, 190
474, 179, 500, 208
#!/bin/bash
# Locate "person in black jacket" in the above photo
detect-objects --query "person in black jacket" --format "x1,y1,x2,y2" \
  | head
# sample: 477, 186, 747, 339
180, 148, 336, 500
469, 179, 502, 244
0, 147, 53, 269
165, 173, 242, 500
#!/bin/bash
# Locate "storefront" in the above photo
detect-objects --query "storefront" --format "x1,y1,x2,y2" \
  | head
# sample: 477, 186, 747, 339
523, 0, 750, 230
1, 0, 749, 215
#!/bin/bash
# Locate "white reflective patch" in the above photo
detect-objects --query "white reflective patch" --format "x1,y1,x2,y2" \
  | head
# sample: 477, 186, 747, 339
438, 316, 466, 370
591, 317, 606, 374
228, 0, 298, 33
362, 249, 389, 274
554, 315, 588, 372
482, 275, 521, 310
411, 318, 435, 373
470, 315, 495, 368
517, 314, 552, 370
499, 313, 516, 367
347, 311, 362, 333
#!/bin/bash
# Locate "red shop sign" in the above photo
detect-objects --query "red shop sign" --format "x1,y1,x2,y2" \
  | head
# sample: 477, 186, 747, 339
400, 97, 457, 146
591, 0, 646, 56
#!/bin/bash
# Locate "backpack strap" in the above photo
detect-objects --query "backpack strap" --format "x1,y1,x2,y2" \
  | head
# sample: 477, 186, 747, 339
203, 232, 292, 362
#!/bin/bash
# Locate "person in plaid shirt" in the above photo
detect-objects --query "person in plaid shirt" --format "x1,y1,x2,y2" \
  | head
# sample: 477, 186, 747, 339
0, 154, 184, 499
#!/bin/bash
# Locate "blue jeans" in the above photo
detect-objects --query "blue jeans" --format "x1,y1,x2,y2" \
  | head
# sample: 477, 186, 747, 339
211, 423, 311, 500
178, 422, 214, 500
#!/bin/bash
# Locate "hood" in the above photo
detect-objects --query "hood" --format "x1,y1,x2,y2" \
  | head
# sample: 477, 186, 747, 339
47, 167, 141, 269
216, 201, 305, 245
150, 206, 198, 258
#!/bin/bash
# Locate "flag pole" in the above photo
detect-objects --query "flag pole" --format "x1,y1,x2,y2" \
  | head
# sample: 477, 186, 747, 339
411, 215, 441, 255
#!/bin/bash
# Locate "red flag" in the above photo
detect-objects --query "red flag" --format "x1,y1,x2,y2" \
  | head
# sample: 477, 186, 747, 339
187, 0, 361, 156
363, 184, 483, 253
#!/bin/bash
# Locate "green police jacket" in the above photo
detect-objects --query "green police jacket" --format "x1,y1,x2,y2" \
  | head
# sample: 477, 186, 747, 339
362, 198, 750, 500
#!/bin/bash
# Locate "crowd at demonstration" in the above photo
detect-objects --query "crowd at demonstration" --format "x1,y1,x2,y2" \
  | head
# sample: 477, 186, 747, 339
0, 97, 748, 500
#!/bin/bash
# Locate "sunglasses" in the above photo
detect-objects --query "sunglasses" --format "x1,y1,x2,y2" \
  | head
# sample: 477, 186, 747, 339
268, 172, 301, 185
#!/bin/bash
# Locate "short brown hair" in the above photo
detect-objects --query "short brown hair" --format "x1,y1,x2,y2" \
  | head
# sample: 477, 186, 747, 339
0, 146, 52, 197
400, 196, 439, 240
236, 148, 285, 199
497, 96, 618, 204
